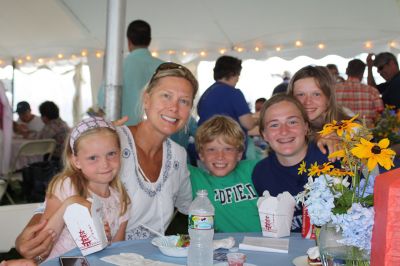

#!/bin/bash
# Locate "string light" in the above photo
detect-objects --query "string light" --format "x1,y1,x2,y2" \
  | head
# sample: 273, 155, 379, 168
295, 41, 303, 47
95, 51, 103, 58
3, 39, 400, 68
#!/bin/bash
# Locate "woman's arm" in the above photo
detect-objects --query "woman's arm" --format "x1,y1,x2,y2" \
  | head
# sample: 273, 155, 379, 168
112, 220, 128, 242
42, 195, 91, 236
315, 133, 341, 162
15, 215, 56, 260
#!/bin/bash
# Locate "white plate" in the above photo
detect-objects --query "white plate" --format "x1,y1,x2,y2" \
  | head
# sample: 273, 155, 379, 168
214, 263, 257, 266
151, 235, 188, 257
292, 255, 308, 266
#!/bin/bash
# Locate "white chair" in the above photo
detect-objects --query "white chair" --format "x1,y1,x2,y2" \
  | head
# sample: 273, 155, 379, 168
0, 203, 41, 252
4, 139, 56, 204
0, 179, 15, 204
8, 139, 56, 181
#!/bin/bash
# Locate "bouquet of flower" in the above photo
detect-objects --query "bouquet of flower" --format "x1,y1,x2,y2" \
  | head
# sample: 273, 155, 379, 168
372, 105, 400, 145
296, 115, 396, 253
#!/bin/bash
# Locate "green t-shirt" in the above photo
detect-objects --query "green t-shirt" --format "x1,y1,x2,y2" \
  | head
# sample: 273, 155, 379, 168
189, 160, 261, 233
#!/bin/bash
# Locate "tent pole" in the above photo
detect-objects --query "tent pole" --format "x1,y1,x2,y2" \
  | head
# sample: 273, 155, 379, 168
104, 0, 126, 121
11, 58, 16, 109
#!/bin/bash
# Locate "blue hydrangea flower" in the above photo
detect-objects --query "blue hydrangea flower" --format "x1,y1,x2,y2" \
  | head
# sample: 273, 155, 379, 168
305, 176, 335, 226
358, 175, 375, 197
331, 203, 374, 250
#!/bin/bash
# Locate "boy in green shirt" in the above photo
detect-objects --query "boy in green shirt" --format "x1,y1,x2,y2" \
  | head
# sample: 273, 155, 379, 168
189, 115, 261, 232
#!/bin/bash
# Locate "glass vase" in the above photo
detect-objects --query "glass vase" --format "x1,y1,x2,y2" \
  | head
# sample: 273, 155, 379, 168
318, 223, 370, 266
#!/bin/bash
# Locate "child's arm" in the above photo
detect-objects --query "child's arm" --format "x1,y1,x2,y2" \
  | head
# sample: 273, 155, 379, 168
112, 220, 127, 242
42, 195, 91, 236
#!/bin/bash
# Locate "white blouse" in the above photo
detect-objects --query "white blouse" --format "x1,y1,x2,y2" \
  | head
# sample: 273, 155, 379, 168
117, 126, 192, 240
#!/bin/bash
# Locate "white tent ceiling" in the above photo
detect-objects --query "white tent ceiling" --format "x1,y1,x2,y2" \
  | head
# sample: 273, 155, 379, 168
1, 0, 400, 63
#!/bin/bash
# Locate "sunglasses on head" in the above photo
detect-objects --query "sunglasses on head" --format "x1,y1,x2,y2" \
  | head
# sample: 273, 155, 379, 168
150, 62, 188, 82
377, 61, 390, 71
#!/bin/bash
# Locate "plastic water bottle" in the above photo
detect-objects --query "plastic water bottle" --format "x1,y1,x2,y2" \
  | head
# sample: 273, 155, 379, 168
187, 190, 215, 266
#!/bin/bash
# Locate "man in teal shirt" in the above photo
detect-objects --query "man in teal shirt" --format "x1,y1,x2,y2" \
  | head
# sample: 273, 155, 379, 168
98, 20, 163, 125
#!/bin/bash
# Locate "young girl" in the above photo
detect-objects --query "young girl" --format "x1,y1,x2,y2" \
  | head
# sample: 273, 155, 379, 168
41, 116, 130, 261
287, 65, 350, 133
252, 94, 337, 232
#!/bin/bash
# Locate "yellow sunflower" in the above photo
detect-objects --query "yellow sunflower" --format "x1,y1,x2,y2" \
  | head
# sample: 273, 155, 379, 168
329, 168, 354, 177
328, 149, 345, 159
319, 115, 360, 137
298, 161, 307, 175
307, 162, 320, 177
351, 138, 396, 171
319, 121, 337, 137
307, 162, 333, 177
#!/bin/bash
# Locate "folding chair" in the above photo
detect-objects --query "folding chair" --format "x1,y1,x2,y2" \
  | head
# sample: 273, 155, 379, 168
4, 139, 56, 204
0, 203, 41, 252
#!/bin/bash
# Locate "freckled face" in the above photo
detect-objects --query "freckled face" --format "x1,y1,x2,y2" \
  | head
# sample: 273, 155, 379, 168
292, 77, 328, 122
143, 76, 194, 137
199, 136, 243, 177
262, 101, 308, 164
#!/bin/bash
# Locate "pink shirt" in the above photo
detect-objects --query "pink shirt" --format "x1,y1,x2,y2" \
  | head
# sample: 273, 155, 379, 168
47, 177, 129, 260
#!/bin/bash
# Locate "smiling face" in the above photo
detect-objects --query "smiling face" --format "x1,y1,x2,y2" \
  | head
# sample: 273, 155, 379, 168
72, 130, 121, 192
262, 100, 308, 166
199, 136, 243, 177
292, 77, 328, 122
143, 76, 194, 137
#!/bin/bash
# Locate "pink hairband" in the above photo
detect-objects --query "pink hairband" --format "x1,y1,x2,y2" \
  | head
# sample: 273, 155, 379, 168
70, 116, 116, 154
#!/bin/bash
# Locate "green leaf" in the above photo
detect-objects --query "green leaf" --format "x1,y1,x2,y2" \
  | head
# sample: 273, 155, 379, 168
332, 190, 354, 215
360, 195, 374, 207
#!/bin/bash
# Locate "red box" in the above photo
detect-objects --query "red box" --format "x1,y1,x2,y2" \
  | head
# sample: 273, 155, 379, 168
371, 168, 400, 266
302, 206, 316, 239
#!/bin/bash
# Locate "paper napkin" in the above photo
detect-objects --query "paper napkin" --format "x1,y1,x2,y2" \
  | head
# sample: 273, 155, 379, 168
101, 253, 181, 266
239, 236, 289, 253
213, 237, 235, 250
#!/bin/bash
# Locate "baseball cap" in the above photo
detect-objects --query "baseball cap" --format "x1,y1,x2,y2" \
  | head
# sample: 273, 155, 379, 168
15, 101, 31, 114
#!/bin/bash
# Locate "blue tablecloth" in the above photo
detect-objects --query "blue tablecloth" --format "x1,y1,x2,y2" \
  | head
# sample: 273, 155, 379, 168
42, 232, 315, 266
